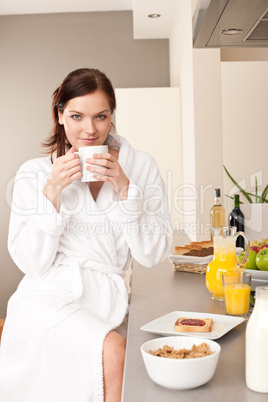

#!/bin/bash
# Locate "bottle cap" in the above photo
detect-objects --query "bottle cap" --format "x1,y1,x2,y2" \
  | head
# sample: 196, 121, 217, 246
215, 188, 221, 197
255, 286, 268, 298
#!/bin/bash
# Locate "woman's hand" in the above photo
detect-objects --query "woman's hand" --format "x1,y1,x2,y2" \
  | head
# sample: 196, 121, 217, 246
43, 146, 81, 211
86, 152, 129, 200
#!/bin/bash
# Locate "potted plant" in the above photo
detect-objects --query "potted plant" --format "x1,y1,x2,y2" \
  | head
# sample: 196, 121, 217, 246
224, 165, 268, 204
223, 165, 268, 241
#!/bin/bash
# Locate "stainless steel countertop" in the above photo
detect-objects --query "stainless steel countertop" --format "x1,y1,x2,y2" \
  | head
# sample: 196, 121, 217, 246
122, 260, 268, 402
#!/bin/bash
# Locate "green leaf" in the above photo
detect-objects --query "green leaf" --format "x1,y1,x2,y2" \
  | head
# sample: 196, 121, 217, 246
261, 184, 268, 203
246, 191, 268, 203
255, 176, 258, 203
223, 165, 253, 203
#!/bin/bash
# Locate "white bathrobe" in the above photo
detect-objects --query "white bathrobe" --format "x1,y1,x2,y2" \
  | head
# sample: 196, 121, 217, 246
0, 134, 172, 402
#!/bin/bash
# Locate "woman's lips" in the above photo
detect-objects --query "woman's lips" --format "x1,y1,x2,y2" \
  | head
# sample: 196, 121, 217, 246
80, 138, 97, 145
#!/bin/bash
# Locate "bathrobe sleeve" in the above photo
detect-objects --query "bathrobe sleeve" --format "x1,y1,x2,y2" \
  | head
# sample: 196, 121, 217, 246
8, 159, 69, 278
107, 151, 173, 267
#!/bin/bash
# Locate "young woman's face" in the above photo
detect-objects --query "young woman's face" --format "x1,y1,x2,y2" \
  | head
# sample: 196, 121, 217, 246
58, 90, 112, 149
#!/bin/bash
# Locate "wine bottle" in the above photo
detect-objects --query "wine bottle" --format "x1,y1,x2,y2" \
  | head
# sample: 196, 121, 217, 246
210, 189, 225, 234
229, 194, 245, 248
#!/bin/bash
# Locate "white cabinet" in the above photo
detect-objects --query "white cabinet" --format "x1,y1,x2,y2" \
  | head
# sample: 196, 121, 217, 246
115, 87, 182, 224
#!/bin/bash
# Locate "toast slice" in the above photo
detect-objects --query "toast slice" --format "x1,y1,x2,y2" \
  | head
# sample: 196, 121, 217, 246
174, 317, 213, 333
189, 241, 213, 249
173, 240, 213, 256
173, 246, 193, 255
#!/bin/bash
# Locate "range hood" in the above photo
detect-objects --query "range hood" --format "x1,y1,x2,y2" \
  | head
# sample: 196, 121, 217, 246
193, 0, 268, 48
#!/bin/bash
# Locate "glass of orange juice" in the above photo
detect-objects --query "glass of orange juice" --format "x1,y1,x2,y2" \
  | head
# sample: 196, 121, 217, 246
222, 272, 251, 319
206, 226, 250, 302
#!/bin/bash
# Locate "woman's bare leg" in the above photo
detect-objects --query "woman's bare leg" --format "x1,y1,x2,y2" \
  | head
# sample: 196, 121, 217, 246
103, 330, 126, 402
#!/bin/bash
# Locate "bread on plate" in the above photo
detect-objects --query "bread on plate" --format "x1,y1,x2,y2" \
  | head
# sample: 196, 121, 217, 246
174, 317, 213, 333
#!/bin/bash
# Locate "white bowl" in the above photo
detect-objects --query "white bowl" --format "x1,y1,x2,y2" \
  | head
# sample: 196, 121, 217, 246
140, 336, 221, 390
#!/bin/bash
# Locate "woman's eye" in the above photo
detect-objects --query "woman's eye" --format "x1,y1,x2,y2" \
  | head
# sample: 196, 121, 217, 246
96, 114, 107, 120
71, 114, 81, 120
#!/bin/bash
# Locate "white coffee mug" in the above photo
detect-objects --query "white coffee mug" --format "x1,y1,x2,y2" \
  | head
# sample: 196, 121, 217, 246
75, 145, 108, 182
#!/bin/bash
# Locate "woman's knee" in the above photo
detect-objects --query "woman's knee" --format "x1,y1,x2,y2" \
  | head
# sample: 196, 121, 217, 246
103, 331, 126, 368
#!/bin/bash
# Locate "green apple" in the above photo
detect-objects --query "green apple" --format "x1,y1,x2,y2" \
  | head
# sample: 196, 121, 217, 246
238, 250, 258, 270
256, 248, 268, 271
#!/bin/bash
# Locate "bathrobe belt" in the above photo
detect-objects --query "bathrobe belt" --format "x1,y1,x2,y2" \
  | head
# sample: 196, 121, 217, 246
49, 255, 126, 311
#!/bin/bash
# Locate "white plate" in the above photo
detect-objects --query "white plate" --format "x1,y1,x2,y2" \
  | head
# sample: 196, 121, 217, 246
141, 311, 245, 340
245, 268, 268, 281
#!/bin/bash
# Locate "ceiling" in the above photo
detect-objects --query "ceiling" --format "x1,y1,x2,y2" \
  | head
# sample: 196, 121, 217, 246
0, 0, 179, 39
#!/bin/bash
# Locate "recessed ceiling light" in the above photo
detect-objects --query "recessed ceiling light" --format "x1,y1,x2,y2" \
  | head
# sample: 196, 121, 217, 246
148, 14, 161, 18
220, 28, 243, 35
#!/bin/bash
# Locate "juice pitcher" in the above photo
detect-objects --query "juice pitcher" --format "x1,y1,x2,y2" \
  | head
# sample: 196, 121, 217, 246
206, 226, 250, 301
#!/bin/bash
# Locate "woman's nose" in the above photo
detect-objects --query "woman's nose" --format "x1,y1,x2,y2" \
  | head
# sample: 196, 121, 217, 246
82, 118, 95, 133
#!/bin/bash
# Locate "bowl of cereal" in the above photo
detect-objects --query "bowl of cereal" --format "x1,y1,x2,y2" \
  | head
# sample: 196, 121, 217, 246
140, 336, 221, 390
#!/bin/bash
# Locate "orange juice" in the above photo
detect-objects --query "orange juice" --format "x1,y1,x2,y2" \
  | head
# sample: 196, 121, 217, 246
206, 237, 238, 301
224, 284, 251, 315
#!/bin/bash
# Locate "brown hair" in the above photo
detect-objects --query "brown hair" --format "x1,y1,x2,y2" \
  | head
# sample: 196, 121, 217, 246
43, 68, 116, 159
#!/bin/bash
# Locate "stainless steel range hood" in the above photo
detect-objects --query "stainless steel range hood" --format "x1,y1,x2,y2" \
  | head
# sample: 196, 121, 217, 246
193, 0, 268, 48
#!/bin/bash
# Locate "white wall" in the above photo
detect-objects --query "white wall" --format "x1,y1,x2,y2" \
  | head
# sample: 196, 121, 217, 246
193, 49, 224, 235
115, 87, 182, 224
169, 0, 197, 240
221, 61, 268, 214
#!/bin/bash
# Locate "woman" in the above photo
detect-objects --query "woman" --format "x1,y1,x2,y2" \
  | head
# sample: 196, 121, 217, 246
0, 68, 172, 401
